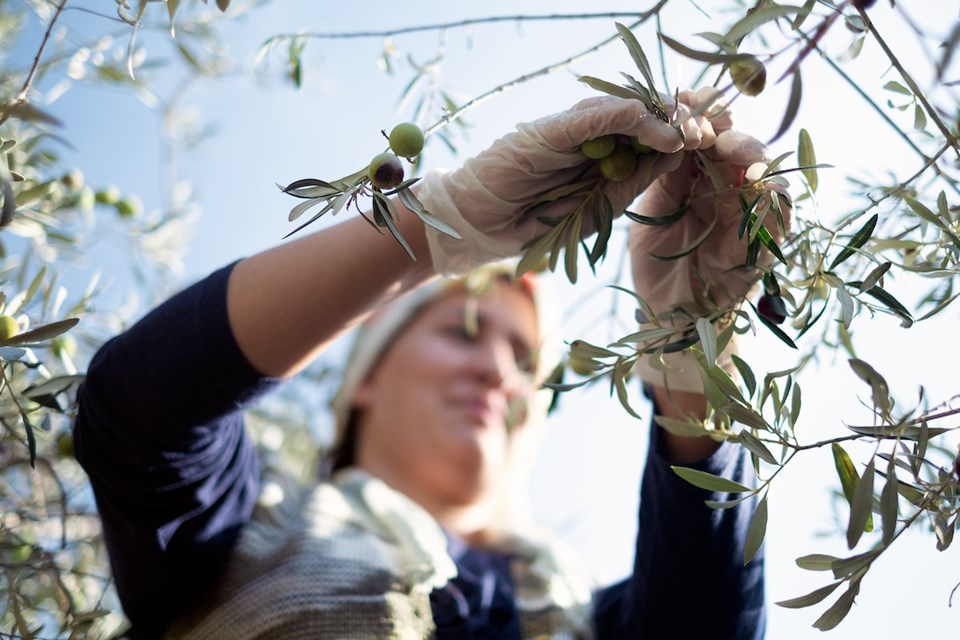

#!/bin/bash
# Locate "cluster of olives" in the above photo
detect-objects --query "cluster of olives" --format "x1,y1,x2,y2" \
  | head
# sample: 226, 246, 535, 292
61, 170, 142, 218
580, 134, 656, 182
366, 122, 425, 190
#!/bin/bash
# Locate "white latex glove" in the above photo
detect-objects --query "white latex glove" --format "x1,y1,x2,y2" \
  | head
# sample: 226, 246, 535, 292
419, 95, 710, 275
629, 125, 792, 393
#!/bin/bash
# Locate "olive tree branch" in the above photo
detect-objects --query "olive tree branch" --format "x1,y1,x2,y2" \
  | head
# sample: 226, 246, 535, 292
0, 0, 68, 127
859, 6, 960, 161
422, 2, 669, 138
835, 139, 956, 231
261, 10, 665, 46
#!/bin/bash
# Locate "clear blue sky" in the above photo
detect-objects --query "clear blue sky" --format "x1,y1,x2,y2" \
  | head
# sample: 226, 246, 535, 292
16, 1, 960, 636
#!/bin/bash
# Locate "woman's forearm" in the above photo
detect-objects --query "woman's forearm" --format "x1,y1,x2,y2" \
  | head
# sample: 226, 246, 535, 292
227, 203, 436, 378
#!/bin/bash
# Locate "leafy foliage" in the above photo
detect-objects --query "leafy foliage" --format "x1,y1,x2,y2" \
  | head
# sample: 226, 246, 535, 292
2, 0, 959, 636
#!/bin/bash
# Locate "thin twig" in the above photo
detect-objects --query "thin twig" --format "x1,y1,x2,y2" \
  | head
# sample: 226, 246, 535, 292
0, 0, 69, 127
835, 140, 955, 231
422, 3, 669, 139
859, 6, 960, 160
261, 11, 662, 46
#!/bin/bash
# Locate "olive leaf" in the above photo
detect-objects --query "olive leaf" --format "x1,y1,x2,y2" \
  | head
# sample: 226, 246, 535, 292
775, 581, 843, 609
577, 75, 641, 101
671, 466, 753, 493
795, 554, 840, 572
2, 318, 79, 346
770, 67, 802, 144
658, 33, 754, 64
798, 128, 818, 192
832, 443, 874, 538
743, 494, 768, 564
847, 458, 875, 549
880, 454, 899, 545
748, 300, 798, 349
829, 213, 877, 270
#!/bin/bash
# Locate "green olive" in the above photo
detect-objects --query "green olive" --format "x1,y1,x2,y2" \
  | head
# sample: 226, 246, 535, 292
599, 144, 638, 182
629, 137, 656, 154
730, 56, 767, 97
115, 195, 143, 218
388, 122, 425, 158
580, 135, 616, 160
0, 315, 19, 341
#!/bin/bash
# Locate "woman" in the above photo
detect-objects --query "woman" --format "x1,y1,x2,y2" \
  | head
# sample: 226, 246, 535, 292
73, 90, 773, 638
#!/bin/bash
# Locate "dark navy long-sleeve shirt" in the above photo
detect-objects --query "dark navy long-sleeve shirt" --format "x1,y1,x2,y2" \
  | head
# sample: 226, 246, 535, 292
73, 262, 765, 639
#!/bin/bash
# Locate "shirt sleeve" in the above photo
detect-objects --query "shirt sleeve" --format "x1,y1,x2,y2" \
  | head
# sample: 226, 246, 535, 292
591, 418, 766, 639
73, 262, 282, 639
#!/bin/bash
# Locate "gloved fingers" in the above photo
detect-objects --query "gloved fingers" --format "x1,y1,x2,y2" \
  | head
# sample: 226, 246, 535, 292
668, 103, 705, 151
714, 129, 769, 166
678, 87, 734, 134
523, 95, 689, 154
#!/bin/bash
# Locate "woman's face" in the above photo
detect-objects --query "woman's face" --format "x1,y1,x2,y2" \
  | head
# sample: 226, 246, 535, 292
352, 281, 539, 520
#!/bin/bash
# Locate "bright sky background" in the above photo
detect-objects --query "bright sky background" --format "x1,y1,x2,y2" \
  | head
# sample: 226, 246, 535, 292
16, 0, 960, 637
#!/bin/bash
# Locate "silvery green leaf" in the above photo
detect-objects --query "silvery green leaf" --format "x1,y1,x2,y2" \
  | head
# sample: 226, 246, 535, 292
798, 128, 817, 192
730, 355, 757, 399
858, 262, 891, 293
0, 167, 16, 228
829, 213, 877, 270
743, 494, 767, 565
288, 197, 327, 222
738, 429, 778, 465
835, 284, 854, 329
904, 195, 960, 247
654, 416, 713, 439
612, 327, 678, 346
569, 340, 618, 359
615, 23, 659, 98
933, 513, 954, 551
0, 347, 27, 361
812, 581, 859, 631
22, 375, 86, 400
848, 359, 890, 414
791, 0, 818, 31
397, 187, 461, 239
564, 208, 582, 283
795, 554, 840, 572
659, 33, 754, 64
577, 75, 639, 101
612, 358, 641, 420
767, 70, 803, 144
775, 581, 842, 609
914, 103, 927, 130
670, 466, 752, 493
724, 5, 801, 42
704, 492, 757, 510
847, 459, 875, 549
4, 318, 79, 346
880, 456, 899, 545
696, 317, 717, 366
372, 192, 415, 261
722, 403, 770, 432
830, 548, 881, 579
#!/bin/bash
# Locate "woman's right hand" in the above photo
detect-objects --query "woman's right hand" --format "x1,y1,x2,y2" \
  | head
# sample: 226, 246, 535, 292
419, 95, 713, 275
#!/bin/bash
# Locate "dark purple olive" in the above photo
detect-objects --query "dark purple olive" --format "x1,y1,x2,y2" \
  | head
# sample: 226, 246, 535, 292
367, 152, 404, 189
757, 293, 788, 325
852, 0, 876, 10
